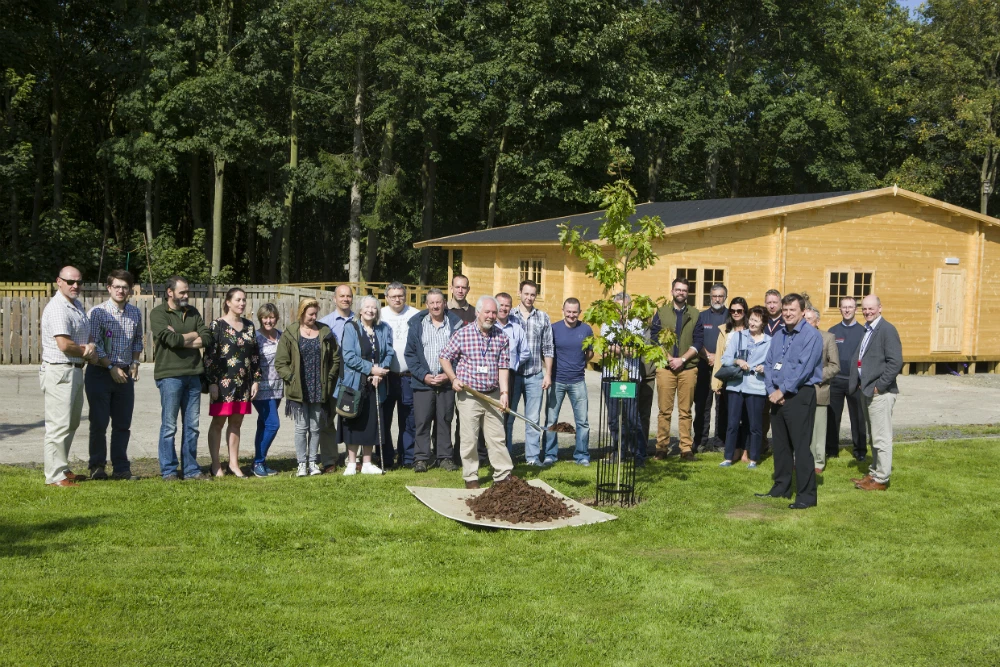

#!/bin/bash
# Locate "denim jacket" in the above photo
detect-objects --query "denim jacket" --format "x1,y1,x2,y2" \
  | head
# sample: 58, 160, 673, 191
720, 330, 771, 396
334, 321, 394, 403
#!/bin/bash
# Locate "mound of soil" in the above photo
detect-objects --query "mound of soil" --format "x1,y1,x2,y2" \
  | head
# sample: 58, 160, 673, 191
547, 422, 577, 434
466, 475, 579, 523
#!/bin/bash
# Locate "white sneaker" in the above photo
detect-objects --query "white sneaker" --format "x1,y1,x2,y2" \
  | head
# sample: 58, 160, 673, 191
309, 462, 322, 476
361, 462, 383, 475
343, 462, 357, 476
296, 463, 308, 477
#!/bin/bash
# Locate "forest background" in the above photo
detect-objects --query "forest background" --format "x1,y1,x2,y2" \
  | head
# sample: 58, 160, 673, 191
0, 0, 997, 285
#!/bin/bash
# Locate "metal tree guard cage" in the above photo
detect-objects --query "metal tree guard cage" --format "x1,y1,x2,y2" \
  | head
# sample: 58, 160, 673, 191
595, 338, 644, 507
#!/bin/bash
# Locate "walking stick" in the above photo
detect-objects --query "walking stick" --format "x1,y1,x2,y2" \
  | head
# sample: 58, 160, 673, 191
373, 377, 387, 474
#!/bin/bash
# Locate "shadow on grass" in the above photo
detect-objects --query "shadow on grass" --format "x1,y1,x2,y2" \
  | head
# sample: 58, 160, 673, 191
0, 515, 107, 558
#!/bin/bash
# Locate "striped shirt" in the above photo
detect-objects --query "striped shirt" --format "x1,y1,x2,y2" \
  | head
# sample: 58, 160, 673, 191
88, 300, 143, 367
41, 293, 91, 364
509, 306, 554, 376
439, 323, 510, 392
600, 319, 645, 381
421, 316, 453, 375
255, 330, 283, 400
497, 319, 530, 371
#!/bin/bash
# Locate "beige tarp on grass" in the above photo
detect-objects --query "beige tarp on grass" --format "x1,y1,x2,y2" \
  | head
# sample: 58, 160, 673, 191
406, 479, 618, 531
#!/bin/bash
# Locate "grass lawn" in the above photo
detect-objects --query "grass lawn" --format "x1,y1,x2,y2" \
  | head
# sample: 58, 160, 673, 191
2, 439, 999, 666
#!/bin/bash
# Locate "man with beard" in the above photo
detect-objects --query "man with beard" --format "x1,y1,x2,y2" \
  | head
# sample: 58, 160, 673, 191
150, 275, 213, 481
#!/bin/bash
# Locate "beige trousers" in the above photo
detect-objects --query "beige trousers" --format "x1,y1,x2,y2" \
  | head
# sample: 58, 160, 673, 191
863, 392, 896, 484
655, 367, 697, 453
455, 390, 513, 483
39, 363, 85, 484
810, 406, 828, 471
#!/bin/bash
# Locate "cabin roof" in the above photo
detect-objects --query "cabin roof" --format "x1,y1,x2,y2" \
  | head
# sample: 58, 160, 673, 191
414, 187, 999, 248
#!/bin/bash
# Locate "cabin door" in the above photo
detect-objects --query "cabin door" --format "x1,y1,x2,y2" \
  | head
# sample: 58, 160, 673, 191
932, 269, 965, 352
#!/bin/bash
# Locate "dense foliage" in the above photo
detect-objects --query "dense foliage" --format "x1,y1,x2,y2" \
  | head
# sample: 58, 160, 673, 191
1, 0, 997, 284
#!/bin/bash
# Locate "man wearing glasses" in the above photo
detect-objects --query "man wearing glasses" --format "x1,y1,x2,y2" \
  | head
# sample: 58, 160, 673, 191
85, 270, 144, 481
39, 266, 97, 486
693, 283, 730, 452
379, 282, 418, 468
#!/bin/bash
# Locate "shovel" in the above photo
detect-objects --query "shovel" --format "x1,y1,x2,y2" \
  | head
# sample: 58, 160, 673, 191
463, 386, 544, 433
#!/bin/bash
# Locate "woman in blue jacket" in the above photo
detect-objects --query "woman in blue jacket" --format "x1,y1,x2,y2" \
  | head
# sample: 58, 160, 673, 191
335, 295, 394, 475
719, 305, 771, 468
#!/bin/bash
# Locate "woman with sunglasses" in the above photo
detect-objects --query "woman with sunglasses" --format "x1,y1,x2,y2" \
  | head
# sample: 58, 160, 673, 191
718, 305, 771, 468
713, 298, 748, 461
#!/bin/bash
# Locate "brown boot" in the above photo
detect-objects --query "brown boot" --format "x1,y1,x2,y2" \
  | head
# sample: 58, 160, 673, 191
851, 475, 872, 486
679, 451, 698, 462
856, 477, 888, 491
465, 480, 481, 489
653, 451, 669, 461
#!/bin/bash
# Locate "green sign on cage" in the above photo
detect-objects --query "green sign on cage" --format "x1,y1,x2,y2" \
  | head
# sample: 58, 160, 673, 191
610, 382, 636, 399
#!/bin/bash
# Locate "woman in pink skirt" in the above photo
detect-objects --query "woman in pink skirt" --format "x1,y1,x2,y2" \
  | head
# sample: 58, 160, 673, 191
205, 288, 261, 477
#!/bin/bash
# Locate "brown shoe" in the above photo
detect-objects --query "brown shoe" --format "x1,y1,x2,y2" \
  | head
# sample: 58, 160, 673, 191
653, 451, 669, 461
63, 470, 87, 481
47, 479, 78, 487
679, 451, 698, 462
465, 481, 481, 489
852, 475, 872, 487
857, 477, 888, 491
322, 465, 337, 475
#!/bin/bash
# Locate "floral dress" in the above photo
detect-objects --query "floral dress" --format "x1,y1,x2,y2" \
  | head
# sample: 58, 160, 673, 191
205, 317, 262, 416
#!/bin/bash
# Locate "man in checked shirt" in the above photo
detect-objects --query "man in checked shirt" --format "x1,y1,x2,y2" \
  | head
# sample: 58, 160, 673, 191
509, 280, 554, 465
439, 296, 514, 489
86, 270, 144, 480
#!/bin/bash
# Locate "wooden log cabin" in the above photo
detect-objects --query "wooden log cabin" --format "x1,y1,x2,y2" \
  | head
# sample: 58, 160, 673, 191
415, 187, 1000, 375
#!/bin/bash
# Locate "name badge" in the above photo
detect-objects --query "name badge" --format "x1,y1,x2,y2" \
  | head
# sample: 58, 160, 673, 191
857, 360, 862, 368
835, 337, 845, 344
476, 365, 489, 374
773, 363, 782, 371
704, 324, 713, 329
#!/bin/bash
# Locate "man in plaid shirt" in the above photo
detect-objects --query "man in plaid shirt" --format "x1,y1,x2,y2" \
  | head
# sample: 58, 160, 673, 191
439, 296, 514, 488
509, 280, 554, 465
85, 270, 144, 480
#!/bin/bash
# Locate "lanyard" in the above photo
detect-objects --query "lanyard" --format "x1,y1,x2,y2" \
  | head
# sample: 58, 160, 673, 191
478, 328, 495, 360
778, 328, 795, 364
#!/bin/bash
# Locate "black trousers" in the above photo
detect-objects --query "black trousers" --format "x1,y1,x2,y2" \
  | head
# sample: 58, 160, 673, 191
638, 376, 655, 453
827, 376, 867, 458
413, 388, 455, 463
693, 361, 727, 448
769, 385, 817, 506
85, 365, 135, 472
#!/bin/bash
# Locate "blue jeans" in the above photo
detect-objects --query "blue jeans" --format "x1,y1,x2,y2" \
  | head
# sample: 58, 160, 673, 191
156, 375, 202, 478
382, 372, 415, 465
543, 381, 590, 462
725, 391, 764, 462
603, 382, 645, 463
509, 372, 545, 462
252, 398, 282, 466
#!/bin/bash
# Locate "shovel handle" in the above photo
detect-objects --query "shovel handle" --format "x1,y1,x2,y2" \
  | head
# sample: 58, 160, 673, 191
463, 385, 507, 412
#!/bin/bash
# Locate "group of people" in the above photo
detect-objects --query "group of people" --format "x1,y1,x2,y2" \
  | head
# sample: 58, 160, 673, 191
37, 267, 902, 508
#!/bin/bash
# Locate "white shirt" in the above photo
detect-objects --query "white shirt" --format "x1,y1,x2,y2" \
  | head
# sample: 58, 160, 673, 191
380, 305, 418, 372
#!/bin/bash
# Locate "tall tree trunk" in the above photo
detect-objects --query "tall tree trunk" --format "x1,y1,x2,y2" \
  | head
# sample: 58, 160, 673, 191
348, 50, 365, 284
365, 115, 396, 282
981, 149, 997, 216
9, 188, 19, 259
281, 28, 301, 284
31, 143, 44, 235
212, 157, 225, 277
647, 135, 665, 202
419, 125, 439, 285
50, 78, 63, 213
486, 125, 509, 229
705, 149, 720, 198
144, 179, 154, 244
729, 156, 741, 198
153, 171, 162, 235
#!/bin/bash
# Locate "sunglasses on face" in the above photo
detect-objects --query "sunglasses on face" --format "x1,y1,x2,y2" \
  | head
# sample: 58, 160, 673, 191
730, 308, 744, 314
59, 278, 82, 286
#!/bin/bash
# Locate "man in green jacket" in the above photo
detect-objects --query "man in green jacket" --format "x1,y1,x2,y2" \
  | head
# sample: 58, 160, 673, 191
149, 275, 212, 481
650, 278, 703, 461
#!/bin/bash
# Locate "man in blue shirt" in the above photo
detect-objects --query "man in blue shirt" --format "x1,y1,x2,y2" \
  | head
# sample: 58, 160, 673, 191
757, 293, 823, 509
543, 298, 594, 465
317, 284, 355, 473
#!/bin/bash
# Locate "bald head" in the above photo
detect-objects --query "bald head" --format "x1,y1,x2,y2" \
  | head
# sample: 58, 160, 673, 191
56, 266, 82, 300
861, 294, 882, 323
334, 284, 354, 316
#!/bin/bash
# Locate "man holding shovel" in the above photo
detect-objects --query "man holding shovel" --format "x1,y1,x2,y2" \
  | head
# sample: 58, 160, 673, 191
439, 296, 514, 489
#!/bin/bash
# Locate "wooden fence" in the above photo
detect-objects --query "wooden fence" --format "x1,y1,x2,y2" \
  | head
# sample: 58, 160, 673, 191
280, 282, 446, 309
0, 292, 337, 365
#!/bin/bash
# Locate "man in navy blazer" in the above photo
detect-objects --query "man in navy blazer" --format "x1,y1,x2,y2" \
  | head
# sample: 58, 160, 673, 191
848, 294, 903, 491
404, 289, 464, 473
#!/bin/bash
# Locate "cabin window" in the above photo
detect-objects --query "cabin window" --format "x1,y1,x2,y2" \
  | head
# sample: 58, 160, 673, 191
520, 259, 544, 295
828, 270, 873, 308
674, 267, 725, 307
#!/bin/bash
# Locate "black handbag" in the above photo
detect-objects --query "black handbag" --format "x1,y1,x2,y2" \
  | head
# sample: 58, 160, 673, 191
714, 331, 745, 382
335, 322, 368, 418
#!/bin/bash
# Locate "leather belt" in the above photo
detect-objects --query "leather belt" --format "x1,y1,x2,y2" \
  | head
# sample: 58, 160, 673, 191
47, 362, 85, 369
